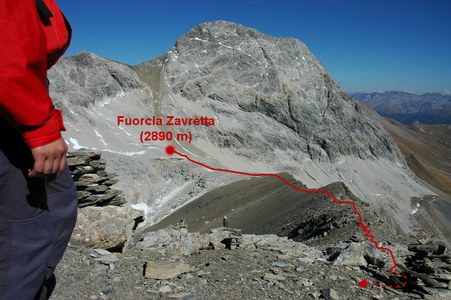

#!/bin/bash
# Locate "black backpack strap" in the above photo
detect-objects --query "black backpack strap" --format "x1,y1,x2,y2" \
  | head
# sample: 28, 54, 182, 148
36, 0, 53, 26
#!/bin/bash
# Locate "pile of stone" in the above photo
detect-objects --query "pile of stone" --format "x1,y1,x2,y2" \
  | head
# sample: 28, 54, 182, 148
67, 151, 125, 208
402, 242, 451, 294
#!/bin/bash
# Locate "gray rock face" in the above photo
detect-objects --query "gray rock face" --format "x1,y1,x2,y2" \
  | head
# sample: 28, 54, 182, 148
50, 52, 146, 108
155, 20, 402, 163
321, 288, 341, 300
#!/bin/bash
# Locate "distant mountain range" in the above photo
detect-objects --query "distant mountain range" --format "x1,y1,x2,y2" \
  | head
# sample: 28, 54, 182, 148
351, 91, 451, 124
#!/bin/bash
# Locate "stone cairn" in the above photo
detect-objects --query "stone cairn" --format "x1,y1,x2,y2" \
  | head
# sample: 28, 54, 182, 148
67, 151, 125, 208
401, 242, 451, 293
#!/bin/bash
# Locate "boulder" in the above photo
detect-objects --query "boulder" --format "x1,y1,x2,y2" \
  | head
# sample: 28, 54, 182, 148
70, 205, 132, 250
332, 243, 367, 267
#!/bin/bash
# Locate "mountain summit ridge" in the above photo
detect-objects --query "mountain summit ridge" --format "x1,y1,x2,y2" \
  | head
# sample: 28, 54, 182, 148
152, 20, 403, 164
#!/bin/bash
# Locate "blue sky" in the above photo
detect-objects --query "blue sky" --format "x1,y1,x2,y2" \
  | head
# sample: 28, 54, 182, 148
59, 0, 451, 94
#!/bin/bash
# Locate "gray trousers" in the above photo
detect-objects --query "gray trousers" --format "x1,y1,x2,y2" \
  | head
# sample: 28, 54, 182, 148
0, 123, 77, 300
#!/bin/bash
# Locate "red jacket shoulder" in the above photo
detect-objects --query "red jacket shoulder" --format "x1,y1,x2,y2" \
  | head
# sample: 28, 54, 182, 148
0, 0, 71, 149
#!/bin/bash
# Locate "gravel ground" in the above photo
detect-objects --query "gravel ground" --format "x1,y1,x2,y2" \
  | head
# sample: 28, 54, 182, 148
51, 241, 448, 300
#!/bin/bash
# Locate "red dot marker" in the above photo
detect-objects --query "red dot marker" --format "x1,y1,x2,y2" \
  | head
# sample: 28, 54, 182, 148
165, 145, 176, 155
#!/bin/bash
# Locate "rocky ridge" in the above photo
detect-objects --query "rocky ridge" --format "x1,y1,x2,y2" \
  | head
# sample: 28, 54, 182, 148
144, 173, 382, 249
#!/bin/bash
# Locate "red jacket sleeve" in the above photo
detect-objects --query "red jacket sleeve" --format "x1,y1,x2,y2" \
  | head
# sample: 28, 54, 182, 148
0, 0, 67, 149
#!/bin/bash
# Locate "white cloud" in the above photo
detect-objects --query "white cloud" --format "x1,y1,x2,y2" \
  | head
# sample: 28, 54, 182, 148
444, 89, 450, 95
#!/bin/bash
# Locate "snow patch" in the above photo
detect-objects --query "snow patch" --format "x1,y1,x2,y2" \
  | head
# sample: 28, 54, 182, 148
131, 203, 154, 229
118, 126, 132, 137
94, 130, 108, 146
411, 203, 420, 215
131, 202, 153, 216
92, 108, 106, 117
193, 37, 209, 43
218, 41, 233, 50
69, 138, 88, 150
102, 149, 145, 156
97, 97, 112, 108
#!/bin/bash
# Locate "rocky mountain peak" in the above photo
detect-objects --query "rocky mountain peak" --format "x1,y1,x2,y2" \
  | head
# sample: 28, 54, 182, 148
158, 21, 402, 163
178, 20, 270, 43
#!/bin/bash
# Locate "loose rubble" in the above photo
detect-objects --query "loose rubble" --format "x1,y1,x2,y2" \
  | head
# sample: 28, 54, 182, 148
53, 223, 451, 299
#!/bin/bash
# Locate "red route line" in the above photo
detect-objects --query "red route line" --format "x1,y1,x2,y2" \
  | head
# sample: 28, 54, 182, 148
167, 146, 407, 288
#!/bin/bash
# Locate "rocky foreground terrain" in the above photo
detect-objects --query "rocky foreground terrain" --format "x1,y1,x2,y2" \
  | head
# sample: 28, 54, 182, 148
53, 225, 451, 300
50, 152, 451, 299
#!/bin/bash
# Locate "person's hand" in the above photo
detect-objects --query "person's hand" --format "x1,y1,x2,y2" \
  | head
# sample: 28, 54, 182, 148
28, 138, 68, 178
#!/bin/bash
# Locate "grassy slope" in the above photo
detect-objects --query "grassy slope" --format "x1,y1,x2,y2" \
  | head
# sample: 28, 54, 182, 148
380, 118, 451, 197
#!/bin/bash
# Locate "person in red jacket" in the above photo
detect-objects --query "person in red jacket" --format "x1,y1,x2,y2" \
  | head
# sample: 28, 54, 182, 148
0, 1, 77, 299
